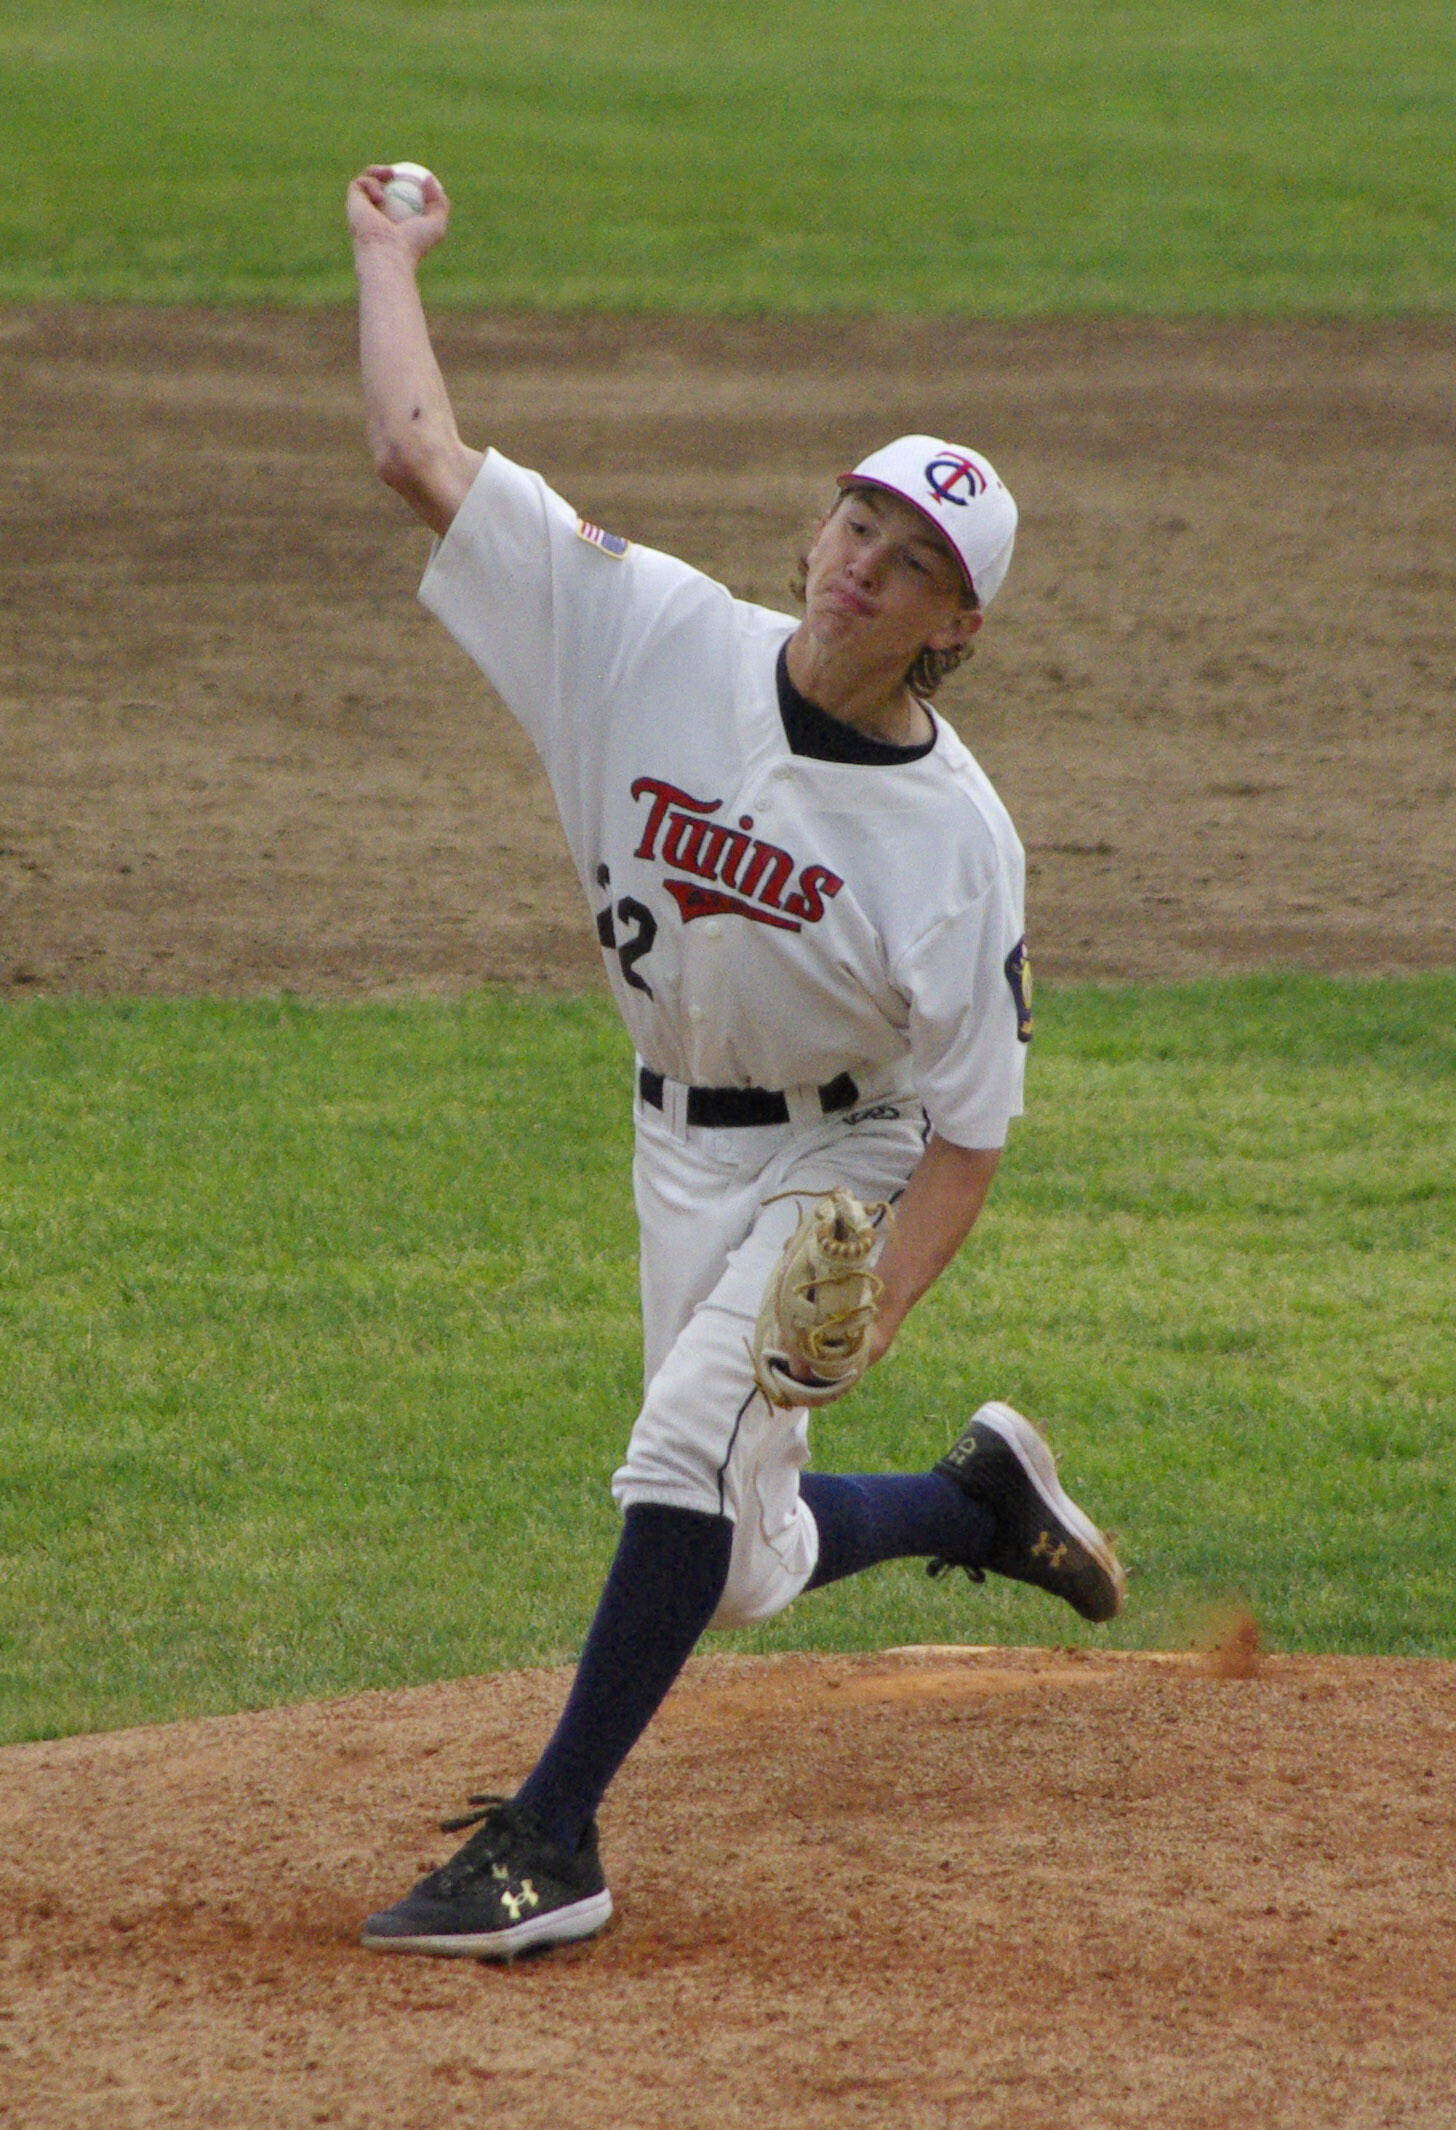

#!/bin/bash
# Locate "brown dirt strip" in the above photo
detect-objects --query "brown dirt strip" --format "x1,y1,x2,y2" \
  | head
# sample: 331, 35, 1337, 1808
2, 307, 1452, 996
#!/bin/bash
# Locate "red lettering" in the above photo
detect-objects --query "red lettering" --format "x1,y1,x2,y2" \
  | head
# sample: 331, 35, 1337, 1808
736, 840, 795, 910
663, 881, 800, 932
631, 777, 721, 861
717, 825, 754, 889
630, 776, 840, 929
782, 862, 844, 925
662, 813, 733, 880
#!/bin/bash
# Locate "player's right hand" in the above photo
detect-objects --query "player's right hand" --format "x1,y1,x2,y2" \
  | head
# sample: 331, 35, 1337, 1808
346, 166, 450, 260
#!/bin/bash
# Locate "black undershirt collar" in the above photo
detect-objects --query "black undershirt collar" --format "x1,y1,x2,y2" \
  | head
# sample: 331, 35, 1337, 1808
775, 640, 936, 765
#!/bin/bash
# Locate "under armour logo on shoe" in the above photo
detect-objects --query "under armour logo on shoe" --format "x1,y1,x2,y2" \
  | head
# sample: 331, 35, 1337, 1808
499, 1879, 540, 1922
1032, 1531, 1070, 1570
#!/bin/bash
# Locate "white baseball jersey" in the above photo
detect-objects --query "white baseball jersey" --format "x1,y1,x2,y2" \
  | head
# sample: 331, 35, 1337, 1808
420, 449, 1028, 1150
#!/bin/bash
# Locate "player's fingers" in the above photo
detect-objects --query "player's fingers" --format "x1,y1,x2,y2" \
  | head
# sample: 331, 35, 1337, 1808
864, 1318, 894, 1369
348, 167, 450, 250
357, 163, 446, 198
345, 186, 391, 249
399, 186, 451, 256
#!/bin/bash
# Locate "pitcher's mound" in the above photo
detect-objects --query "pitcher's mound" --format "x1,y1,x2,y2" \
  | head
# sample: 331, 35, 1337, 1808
4, 1642, 1455, 2127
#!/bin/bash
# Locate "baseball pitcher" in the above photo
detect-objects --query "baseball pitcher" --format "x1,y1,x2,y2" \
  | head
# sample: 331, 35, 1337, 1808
347, 163, 1124, 1961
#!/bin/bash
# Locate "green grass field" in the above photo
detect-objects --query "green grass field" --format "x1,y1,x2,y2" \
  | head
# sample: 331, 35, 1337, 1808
3, 977, 1452, 1744
3, 0, 1453, 310
3, 3, 1452, 1742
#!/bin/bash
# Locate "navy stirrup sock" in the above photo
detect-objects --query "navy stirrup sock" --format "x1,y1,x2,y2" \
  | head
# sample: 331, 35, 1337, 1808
801, 1470, 994, 1590
513, 1481, 990, 1851
513, 1502, 733, 1855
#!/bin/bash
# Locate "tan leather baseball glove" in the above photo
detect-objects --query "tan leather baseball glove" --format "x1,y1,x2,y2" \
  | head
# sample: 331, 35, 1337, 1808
750, 1188, 890, 1409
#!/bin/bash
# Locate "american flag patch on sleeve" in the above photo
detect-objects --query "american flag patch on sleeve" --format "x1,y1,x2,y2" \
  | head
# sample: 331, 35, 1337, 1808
575, 518, 629, 558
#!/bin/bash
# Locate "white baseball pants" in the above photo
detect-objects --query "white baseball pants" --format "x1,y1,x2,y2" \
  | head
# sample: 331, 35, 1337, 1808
612, 1072, 928, 1629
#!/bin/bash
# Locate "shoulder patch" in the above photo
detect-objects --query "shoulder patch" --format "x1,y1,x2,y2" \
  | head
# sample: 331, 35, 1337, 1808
1004, 937, 1033, 1043
576, 517, 629, 558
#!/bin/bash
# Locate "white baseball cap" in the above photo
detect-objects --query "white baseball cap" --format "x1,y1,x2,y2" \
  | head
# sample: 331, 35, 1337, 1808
839, 434, 1018, 605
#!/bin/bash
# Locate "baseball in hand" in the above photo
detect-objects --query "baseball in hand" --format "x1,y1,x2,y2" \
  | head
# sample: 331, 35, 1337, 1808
381, 162, 434, 221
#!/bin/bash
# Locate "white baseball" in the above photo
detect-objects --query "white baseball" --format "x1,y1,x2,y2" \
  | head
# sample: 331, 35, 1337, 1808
381, 162, 433, 222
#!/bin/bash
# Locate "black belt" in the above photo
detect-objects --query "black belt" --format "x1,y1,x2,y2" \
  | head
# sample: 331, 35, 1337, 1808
638, 1067, 859, 1129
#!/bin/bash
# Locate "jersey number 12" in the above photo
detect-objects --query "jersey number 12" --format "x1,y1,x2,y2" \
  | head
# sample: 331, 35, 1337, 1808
596, 865, 657, 996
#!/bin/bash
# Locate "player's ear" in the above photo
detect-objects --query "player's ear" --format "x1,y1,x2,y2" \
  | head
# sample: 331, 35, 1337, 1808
925, 606, 983, 655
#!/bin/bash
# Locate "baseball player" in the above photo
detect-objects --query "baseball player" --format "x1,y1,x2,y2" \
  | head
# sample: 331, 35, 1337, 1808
348, 165, 1124, 1962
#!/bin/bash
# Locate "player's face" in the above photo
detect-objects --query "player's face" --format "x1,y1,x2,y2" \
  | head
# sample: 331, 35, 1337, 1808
802, 489, 982, 674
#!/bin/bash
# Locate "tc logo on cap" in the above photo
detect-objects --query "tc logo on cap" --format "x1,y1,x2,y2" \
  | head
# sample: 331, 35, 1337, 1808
924, 453, 987, 507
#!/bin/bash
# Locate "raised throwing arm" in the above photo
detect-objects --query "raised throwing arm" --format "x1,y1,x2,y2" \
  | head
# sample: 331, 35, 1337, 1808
347, 166, 484, 536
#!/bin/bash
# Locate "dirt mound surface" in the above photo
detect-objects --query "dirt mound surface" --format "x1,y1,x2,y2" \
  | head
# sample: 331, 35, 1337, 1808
4, 1643, 1455, 2128
2, 307, 1452, 995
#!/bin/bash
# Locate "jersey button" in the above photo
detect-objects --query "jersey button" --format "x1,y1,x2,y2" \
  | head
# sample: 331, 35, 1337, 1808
688, 1004, 705, 1024
702, 919, 723, 941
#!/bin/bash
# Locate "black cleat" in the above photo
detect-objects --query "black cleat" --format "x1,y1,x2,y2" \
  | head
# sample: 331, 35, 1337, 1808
929, 1401, 1125, 1624
361, 1795, 612, 1960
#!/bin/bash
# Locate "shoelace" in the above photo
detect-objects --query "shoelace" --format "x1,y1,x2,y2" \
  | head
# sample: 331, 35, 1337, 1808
429, 1793, 529, 1893
439, 1791, 514, 1836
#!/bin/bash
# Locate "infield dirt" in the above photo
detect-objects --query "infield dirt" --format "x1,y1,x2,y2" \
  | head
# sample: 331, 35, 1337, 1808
1, 308, 1454, 2128
2, 307, 1453, 995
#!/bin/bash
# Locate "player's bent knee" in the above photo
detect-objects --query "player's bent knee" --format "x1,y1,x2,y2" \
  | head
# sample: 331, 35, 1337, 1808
708, 1562, 809, 1631
707, 1497, 818, 1630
